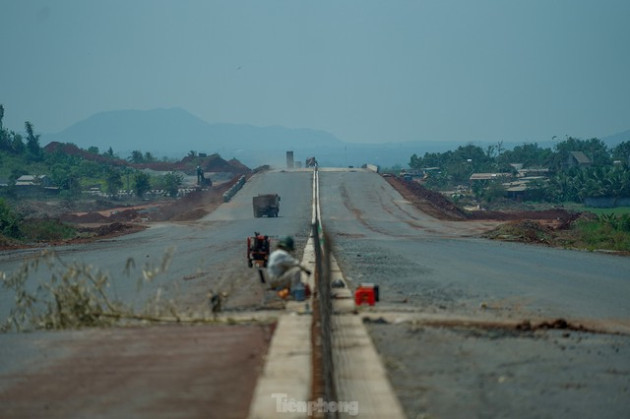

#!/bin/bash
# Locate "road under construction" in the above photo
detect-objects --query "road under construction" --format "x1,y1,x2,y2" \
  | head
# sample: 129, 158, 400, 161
1, 167, 629, 418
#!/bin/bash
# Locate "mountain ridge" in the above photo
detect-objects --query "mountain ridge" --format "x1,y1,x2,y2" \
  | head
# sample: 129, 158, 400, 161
41, 108, 630, 168
43, 107, 344, 160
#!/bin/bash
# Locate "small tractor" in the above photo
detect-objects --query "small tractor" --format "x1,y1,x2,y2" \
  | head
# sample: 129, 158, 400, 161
247, 232, 270, 283
247, 232, 270, 268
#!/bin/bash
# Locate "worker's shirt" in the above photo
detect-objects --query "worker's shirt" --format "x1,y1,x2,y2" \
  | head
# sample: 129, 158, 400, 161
267, 249, 299, 279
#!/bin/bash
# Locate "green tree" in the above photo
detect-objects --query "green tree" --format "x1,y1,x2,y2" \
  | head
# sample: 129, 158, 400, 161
546, 165, 630, 203
129, 150, 144, 163
497, 143, 553, 168
409, 150, 452, 171
11, 134, 25, 154
105, 169, 123, 198
79, 159, 104, 179
0, 105, 9, 152
25, 121, 42, 161
144, 151, 156, 162
547, 172, 576, 202
156, 172, 183, 197
454, 144, 493, 173
410, 144, 496, 186
481, 180, 507, 204
51, 165, 81, 196
0, 129, 11, 151
612, 141, 630, 165
0, 198, 22, 238
551, 137, 611, 170
134, 172, 151, 197
120, 167, 134, 191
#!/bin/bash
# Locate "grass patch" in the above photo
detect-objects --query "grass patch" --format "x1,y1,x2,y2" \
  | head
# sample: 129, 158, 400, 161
484, 213, 630, 253
1, 198, 77, 244
573, 214, 630, 252
0, 248, 237, 332
581, 207, 630, 217
558, 202, 630, 217
20, 218, 77, 242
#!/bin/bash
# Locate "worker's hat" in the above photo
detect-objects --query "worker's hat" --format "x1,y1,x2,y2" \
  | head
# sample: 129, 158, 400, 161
278, 236, 295, 251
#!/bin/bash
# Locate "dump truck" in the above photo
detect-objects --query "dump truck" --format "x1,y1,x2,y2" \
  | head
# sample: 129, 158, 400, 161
252, 194, 280, 218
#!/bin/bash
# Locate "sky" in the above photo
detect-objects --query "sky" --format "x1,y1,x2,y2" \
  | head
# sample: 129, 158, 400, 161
1, 0, 629, 145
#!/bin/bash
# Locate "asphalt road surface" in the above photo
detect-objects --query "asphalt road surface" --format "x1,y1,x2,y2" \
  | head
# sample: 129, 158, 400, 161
318, 168, 630, 418
0, 169, 314, 318
1, 168, 629, 418
0, 169, 313, 418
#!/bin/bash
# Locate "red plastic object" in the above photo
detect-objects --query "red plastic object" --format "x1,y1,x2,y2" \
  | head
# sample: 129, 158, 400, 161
355, 286, 376, 306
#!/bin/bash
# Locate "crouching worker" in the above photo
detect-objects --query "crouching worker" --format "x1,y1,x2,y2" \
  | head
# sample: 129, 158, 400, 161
267, 236, 311, 296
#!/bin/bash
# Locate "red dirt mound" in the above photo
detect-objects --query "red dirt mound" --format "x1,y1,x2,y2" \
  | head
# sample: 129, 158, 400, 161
146, 176, 240, 222
385, 177, 469, 220
44, 142, 128, 167
134, 153, 250, 175
386, 176, 578, 225
44, 142, 251, 176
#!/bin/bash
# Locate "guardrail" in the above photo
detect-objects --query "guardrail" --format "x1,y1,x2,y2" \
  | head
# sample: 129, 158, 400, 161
309, 168, 338, 415
222, 175, 246, 202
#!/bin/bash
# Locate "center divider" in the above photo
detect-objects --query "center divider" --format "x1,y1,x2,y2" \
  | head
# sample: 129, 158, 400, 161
249, 167, 404, 418
308, 167, 338, 413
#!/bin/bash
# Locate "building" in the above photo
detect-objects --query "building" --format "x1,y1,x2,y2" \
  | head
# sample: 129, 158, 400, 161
567, 151, 591, 168
14, 175, 58, 196
469, 173, 512, 182
15, 175, 53, 187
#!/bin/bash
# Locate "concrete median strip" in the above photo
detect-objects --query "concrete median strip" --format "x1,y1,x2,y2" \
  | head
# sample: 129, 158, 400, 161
329, 256, 406, 419
249, 251, 405, 419
248, 247, 405, 418
248, 238, 315, 419
248, 168, 404, 418
332, 313, 406, 418
247, 313, 312, 419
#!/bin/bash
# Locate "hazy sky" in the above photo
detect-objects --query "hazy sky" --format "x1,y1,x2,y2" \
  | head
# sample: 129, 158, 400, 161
1, 0, 629, 144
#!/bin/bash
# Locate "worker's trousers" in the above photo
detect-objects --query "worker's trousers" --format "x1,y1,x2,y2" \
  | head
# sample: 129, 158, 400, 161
268, 267, 302, 291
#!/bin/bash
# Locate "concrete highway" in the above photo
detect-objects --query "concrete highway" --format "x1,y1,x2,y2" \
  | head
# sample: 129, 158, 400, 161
1, 167, 629, 418
0, 169, 314, 319
0, 169, 314, 418
319, 168, 630, 418
319, 169, 630, 327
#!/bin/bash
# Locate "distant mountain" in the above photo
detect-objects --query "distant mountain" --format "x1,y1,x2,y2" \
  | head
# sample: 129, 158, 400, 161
43, 108, 344, 167
43, 108, 629, 169
40, 108, 486, 168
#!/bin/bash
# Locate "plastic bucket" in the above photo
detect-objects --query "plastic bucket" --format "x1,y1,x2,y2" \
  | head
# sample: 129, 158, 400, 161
293, 288, 306, 301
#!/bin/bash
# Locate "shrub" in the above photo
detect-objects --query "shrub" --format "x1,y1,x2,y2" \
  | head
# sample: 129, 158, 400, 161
0, 198, 21, 238
574, 214, 630, 251
20, 218, 76, 241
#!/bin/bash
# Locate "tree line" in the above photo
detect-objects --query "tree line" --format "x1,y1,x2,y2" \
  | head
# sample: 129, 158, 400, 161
0, 105, 183, 199
408, 137, 630, 203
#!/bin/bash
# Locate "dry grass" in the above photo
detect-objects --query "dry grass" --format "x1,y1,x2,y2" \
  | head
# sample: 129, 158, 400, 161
1, 248, 243, 332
